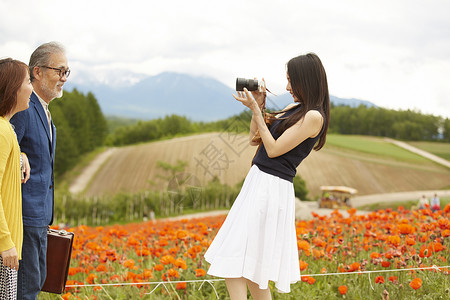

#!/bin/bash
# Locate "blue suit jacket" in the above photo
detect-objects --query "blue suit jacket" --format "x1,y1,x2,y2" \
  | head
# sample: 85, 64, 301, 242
10, 91, 56, 227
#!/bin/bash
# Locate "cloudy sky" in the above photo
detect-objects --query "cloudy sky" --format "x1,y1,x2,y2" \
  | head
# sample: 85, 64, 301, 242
1, 0, 449, 118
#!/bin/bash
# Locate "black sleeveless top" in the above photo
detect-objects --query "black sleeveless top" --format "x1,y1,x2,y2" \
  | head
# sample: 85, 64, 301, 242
252, 104, 323, 182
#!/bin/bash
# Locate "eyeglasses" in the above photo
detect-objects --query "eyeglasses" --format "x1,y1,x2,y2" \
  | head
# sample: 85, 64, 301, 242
41, 66, 71, 78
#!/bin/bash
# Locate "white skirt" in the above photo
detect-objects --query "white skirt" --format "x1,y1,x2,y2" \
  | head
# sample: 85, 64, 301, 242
204, 165, 300, 293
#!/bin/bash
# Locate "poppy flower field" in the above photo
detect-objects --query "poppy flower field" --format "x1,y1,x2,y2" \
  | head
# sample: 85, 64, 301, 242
39, 204, 450, 300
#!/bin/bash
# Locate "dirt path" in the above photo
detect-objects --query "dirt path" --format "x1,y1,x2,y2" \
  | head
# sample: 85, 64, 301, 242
69, 148, 118, 194
352, 190, 450, 207
384, 137, 450, 168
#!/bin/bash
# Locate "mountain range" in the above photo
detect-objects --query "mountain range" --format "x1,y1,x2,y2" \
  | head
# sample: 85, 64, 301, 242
65, 72, 377, 121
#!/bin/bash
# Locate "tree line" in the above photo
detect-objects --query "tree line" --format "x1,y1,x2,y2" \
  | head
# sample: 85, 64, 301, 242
330, 104, 449, 141
105, 105, 450, 146
50, 89, 108, 177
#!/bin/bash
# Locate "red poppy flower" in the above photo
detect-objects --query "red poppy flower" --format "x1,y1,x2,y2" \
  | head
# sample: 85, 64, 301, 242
389, 276, 398, 284
381, 261, 391, 268
375, 276, 385, 284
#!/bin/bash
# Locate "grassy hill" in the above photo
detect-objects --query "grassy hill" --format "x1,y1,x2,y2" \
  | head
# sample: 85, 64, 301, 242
78, 133, 450, 199
408, 140, 450, 161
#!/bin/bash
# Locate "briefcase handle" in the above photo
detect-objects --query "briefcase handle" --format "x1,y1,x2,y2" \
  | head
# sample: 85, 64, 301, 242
47, 227, 73, 237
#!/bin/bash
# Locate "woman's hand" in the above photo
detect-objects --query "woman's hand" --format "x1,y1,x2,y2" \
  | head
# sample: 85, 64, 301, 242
21, 152, 30, 183
1, 247, 19, 271
251, 78, 266, 110
233, 88, 260, 112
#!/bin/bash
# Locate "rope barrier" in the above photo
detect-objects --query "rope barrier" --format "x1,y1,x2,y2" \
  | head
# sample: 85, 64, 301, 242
302, 265, 448, 277
65, 265, 449, 298
66, 278, 226, 288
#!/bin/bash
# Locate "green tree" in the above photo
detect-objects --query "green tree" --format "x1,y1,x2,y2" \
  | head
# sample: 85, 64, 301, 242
443, 118, 450, 142
293, 175, 309, 200
50, 89, 108, 177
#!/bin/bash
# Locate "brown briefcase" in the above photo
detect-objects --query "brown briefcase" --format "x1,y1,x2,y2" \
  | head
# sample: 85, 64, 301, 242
42, 228, 75, 294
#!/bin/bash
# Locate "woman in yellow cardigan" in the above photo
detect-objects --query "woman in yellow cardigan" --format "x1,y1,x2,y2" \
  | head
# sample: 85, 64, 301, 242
0, 58, 33, 299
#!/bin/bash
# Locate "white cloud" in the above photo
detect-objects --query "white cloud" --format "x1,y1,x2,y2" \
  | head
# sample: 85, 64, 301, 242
1, 0, 449, 117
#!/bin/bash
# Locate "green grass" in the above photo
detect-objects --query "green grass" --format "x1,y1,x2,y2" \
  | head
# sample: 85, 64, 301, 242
325, 134, 432, 164
358, 197, 450, 211
56, 147, 108, 191
408, 141, 450, 161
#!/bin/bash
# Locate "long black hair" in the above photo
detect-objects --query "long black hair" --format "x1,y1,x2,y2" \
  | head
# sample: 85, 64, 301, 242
269, 53, 330, 150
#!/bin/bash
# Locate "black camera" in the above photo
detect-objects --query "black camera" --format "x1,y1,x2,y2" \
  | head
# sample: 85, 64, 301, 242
236, 78, 260, 91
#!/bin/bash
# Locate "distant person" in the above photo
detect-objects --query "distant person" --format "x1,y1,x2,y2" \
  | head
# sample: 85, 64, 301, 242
205, 53, 330, 298
418, 194, 429, 210
430, 193, 440, 212
0, 58, 33, 299
344, 196, 352, 207
149, 210, 156, 223
10, 42, 69, 300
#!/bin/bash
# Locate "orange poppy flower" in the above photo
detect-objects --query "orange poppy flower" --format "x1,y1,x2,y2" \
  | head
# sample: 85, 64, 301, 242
386, 235, 401, 247
307, 277, 316, 285
347, 262, 360, 272
313, 237, 327, 248
162, 241, 173, 250
347, 208, 357, 215
299, 260, 309, 271
123, 259, 135, 269
195, 268, 207, 277
406, 237, 416, 246
297, 240, 311, 256
443, 203, 450, 213
338, 285, 348, 295
174, 258, 187, 270
429, 241, 445, 253
110, 274, 120, 281
176, 230, 188, 240
143, 269, 153, 279
68, 267, 79, 276
398, 224, 414, 235
154, 264, 164, 271
95, 264, 107, 272
126, 271, 137, 281
409, 278, 422, 290
419, 245, 432, 258
86, 273, 97, 284
160, 255, 175, 265
370, 252, 381, 259
62, 292, 73, 300
176, 282, 187, 290
167, 268, 180, 279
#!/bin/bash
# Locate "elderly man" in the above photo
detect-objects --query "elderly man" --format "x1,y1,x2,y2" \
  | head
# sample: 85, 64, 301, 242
10, 41, 69, 300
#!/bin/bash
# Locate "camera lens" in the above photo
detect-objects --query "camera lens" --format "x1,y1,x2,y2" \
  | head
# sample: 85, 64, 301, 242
236, 78, 259, 91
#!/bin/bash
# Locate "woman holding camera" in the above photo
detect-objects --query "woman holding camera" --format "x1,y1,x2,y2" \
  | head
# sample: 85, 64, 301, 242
204, 53, 330, 299
0, 58, 33, 299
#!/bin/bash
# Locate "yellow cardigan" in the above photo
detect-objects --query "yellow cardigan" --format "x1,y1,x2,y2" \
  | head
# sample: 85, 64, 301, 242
0, 117, 23, 259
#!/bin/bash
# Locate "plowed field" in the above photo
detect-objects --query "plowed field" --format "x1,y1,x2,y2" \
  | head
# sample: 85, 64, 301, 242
81, 133, 450, 198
